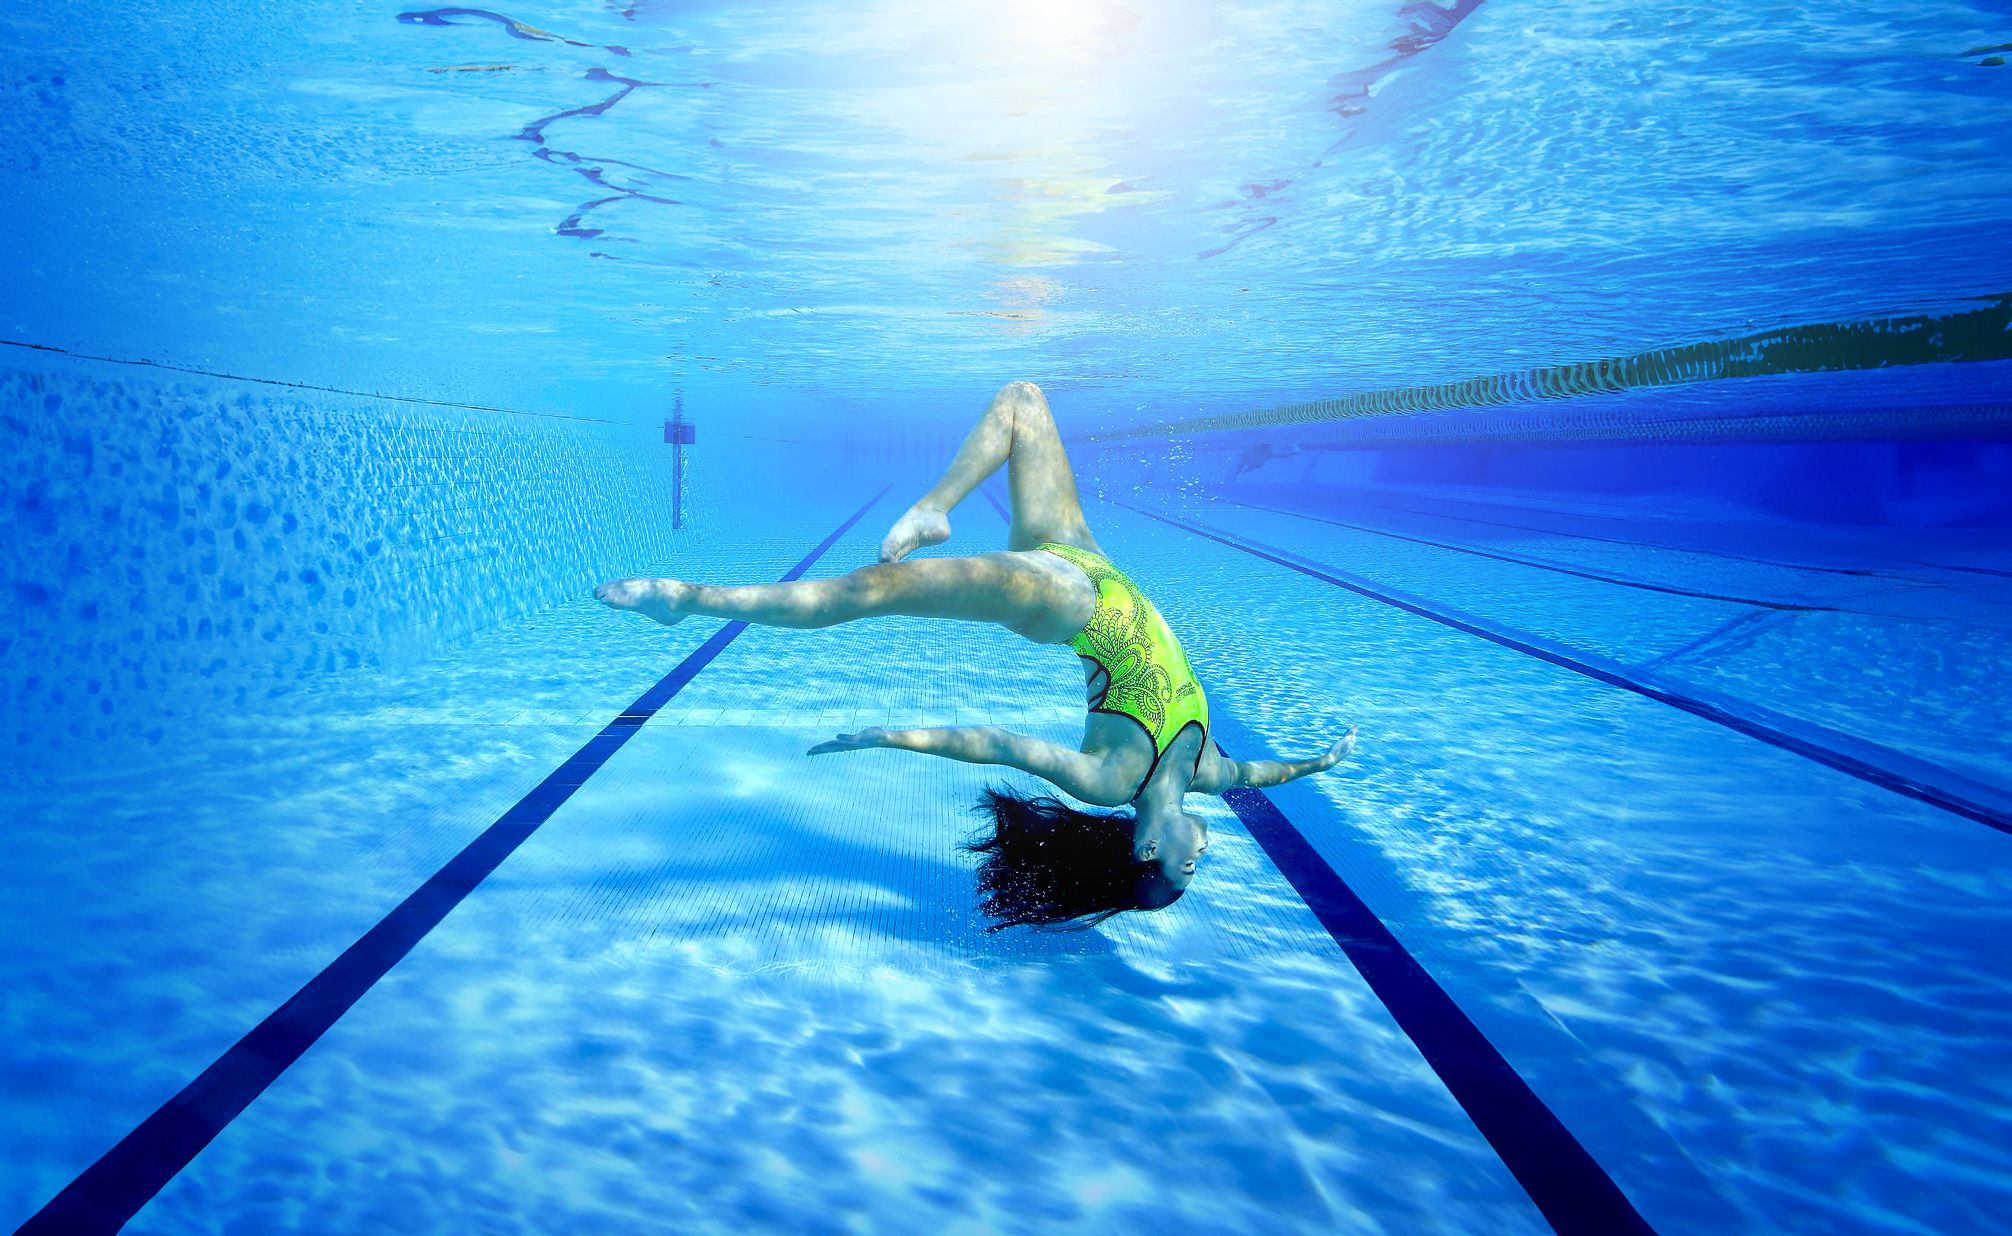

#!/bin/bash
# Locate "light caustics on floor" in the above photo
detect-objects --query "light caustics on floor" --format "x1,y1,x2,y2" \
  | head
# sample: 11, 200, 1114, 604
25, 470, 2011, 1234
17, 486, 1677, 1236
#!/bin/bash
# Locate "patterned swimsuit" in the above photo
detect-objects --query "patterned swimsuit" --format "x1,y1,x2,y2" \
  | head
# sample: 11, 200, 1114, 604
1037, 542, 1210, 798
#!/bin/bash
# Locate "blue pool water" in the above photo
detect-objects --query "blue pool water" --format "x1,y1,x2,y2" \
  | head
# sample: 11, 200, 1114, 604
4, 1, 2010, 1233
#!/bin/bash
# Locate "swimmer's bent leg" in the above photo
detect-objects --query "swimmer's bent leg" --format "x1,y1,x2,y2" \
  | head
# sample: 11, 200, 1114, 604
881, 380, 1099, 563
597, 553, 1060, 637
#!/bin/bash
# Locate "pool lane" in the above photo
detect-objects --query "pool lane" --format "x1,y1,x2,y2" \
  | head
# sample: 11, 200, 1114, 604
123, 490, 1562, 1234
1086, 497, 2012, 1233
980, 487, 1655, 1233
1216, 776, 1650, 1236
1171, 485, 2012, 791
47, 478, 2002, 1233
0, 505, 871, 1235
1111, 497, 2012, 838
1211, 497, 1855, 613
1227, 483, 1964, 587
15, 490, 890, 1235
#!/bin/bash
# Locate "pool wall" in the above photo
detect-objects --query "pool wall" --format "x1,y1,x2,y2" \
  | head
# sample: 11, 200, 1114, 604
0, 359, 820, 757
1087, 363, 2012, 529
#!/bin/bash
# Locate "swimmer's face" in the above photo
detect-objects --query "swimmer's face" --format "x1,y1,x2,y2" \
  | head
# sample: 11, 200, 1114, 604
1134, 806, 1210, 890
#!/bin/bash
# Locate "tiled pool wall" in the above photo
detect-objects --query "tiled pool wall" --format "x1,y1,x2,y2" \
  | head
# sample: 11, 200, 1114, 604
0, 360, 788, 757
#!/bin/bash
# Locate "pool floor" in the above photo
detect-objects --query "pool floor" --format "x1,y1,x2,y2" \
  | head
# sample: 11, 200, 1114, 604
5, 482, 2010, 1234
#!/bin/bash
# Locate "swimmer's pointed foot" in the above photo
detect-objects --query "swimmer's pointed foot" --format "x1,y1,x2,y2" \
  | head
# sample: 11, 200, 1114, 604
595, 578, 695, 627
806, 727, 889, 756
879, 503, 951, 563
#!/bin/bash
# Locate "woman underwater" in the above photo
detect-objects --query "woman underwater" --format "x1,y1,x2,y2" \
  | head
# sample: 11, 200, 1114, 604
596, 381, 1356, 930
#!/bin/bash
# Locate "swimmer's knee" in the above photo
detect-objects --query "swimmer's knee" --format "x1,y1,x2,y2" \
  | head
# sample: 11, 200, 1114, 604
846, 563, 896, 608
996, 382, 1056, 436
995, 380, 1047, 409
846, 560, 942, 616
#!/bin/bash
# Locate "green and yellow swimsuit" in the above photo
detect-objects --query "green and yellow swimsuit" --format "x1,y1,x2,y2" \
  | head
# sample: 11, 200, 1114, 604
1038, 542, 1210, 798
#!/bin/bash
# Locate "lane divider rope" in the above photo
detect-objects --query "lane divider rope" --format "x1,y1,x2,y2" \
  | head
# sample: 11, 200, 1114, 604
1074, 294, 2012, 444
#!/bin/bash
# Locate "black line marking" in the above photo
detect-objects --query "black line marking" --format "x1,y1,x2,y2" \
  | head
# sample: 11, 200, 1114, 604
1262, 488, 1919, 581
0, 337, 616, 424
1633, 610, 1791, 673
975, 485, 1656, 1230
18, 487, 890, 1235
1111, 497, 2012, 837
1334, 487, 2009, 589
1219, 496, 1844, 612
1927, 559, 2012, 579
1221, 784, 1653, 1235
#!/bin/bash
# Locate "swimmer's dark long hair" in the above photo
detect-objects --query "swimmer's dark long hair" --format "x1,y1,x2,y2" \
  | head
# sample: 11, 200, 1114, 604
963, 785, 1184, 932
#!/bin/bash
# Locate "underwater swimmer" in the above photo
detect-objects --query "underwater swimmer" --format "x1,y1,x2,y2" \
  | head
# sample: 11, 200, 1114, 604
596, 381, 1355, 930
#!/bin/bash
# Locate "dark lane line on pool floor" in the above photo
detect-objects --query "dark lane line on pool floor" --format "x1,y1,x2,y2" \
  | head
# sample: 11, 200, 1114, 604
1341, 489, 2012, 586
981, 485, 1657, 1234
1109, 497, 2012, 837
1253, 485, 1936, 582
19, 487, 891, 1236
1213, 496, 1863, 612
1220, 779, 1653, 1236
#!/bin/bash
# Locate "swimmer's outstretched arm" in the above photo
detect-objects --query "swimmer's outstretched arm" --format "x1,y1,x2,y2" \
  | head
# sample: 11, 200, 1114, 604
1191, 726, 1356, 794
808, 726, 1130, 807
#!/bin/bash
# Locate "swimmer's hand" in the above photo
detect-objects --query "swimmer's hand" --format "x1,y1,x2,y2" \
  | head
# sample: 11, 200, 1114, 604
1197, 724, 1357, 794
807, 727, 891, 756
1321, 726, 1359, 769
